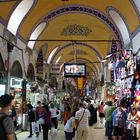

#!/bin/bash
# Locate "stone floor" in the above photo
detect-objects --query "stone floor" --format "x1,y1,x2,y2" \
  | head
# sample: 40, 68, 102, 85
16, 122, 106, 140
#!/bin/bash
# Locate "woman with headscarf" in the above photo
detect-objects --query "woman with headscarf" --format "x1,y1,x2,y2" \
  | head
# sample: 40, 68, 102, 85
89, 102, 97, 126
42, 105, 52, 140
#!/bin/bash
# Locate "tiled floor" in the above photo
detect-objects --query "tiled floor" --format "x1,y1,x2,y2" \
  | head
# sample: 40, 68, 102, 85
17, 123, 106, 140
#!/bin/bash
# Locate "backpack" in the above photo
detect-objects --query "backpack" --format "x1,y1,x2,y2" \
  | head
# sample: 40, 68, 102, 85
0, 115, 9, 140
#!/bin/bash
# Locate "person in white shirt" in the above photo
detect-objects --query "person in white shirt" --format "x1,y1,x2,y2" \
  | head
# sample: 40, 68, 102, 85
50, 103, 58, 129
64, 112, 75, 140
75, 102, 91, 140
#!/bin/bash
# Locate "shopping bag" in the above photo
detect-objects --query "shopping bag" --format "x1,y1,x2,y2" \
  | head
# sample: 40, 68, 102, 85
32, 122, 39, 133
38, 118, 45, 125
49, 127, 57, 139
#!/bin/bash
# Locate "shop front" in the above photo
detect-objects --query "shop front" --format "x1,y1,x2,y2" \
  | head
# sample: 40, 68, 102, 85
10, 77, 23, 129
133, 59, 140, 108
0, 53, 6, 96
10, 61, 23, 130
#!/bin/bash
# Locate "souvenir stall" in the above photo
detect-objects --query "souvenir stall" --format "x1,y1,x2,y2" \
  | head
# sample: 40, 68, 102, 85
133, 58, 140, 108
103, 82, 115, 101
28, 81, 44, 106
10, 77, 23, 129
108, 49, 135, 104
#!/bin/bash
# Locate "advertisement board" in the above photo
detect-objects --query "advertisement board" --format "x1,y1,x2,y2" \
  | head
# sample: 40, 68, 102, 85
10, 77, 23, 89
0, 84, 5, 96
64, 63, 86, 77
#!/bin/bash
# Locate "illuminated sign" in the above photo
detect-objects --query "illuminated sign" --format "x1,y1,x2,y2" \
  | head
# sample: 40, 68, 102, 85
0, 84, 5, 96
10, 77, 23, 89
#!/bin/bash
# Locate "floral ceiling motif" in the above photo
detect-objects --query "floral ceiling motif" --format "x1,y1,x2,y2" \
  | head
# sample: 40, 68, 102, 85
69, 50, 88, 55
61, 24, 92, 36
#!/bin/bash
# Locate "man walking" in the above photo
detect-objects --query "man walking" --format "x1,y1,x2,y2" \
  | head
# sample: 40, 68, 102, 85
0, 94, 16, 140
104, 101, 115, 140
75, 102, 91, 140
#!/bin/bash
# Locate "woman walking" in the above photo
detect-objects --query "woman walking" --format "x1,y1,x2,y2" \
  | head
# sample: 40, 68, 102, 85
42, 105, 52, 140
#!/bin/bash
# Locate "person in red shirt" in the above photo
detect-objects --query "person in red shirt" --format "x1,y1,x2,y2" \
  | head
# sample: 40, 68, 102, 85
98, 101, 105, 125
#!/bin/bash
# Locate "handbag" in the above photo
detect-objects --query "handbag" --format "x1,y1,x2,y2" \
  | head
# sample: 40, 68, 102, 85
75, 109, 85, 129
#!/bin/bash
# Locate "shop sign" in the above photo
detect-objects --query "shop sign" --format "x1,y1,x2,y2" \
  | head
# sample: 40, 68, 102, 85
26, 83, 30, 89
10, 77, 23, 89
0, 84, 5, 96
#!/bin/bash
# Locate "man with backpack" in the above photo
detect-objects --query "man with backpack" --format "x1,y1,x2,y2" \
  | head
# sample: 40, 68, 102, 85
0, 94, 16, 140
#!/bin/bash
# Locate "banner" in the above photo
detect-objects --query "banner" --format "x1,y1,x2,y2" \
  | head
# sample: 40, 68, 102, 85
74, 77, 86, 90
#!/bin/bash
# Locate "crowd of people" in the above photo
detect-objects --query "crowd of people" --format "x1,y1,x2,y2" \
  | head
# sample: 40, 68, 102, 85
1, 94, 140, 140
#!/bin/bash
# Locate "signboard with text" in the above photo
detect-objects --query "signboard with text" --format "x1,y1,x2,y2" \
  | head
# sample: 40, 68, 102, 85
10, 77, 23, 89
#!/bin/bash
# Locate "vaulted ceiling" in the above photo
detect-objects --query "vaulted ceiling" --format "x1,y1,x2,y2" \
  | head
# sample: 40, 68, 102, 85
0, 0, 139, 76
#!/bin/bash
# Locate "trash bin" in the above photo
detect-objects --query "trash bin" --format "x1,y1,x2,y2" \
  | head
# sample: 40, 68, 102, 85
22, 113, 28, 131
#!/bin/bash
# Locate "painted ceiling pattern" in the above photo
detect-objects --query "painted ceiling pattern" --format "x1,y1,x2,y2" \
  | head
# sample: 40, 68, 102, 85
0, 0, 139, 76
61, 24, 92, 36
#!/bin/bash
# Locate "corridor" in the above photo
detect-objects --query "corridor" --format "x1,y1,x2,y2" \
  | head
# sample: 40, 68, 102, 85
17, 124, 106, 140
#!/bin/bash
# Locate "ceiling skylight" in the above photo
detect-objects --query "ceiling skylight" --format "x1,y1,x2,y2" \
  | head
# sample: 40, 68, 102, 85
132, 0, 140, 13
7, 0, 34, 35
55, 56, 62, 64
109, 10, 130, 47
47, 47, 59, 64
28, 22, 46, 49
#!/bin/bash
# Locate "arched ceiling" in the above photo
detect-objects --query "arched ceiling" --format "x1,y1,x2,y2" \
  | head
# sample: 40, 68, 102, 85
0, 0, 139, 77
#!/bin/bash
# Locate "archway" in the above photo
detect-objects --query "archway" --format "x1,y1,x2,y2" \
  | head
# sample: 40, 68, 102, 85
27, 63, 35, 81
0, 53, 5, 72
10, 61, 23, 78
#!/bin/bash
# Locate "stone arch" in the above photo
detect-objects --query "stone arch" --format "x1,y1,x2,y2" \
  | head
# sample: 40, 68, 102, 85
10, 61, 23, 78
51, 42, 103, 71
0, 53, 5, 72
107, 7, 130, 47
36, 48, 44, 81
27, 63, 35, 81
